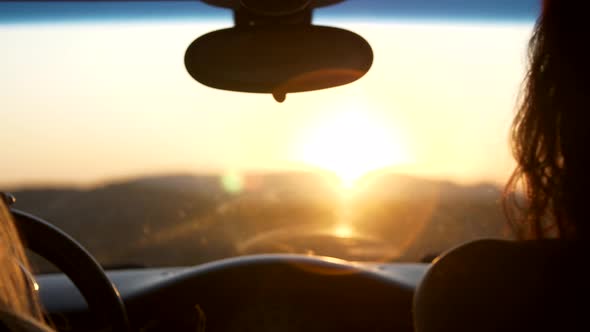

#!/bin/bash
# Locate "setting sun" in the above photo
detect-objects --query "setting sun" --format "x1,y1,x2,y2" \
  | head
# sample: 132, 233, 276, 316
297, 99, 410, 188
333, 223, 355, 238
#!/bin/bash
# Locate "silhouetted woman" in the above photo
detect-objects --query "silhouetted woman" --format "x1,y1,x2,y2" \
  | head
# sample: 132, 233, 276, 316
414, 0, 590, 331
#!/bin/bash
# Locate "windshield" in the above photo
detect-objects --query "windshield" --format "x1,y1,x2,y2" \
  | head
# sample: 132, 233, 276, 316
0, 1, 538, 270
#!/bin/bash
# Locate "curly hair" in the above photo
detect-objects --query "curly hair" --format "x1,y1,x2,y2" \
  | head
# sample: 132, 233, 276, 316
505, 0, 590, 240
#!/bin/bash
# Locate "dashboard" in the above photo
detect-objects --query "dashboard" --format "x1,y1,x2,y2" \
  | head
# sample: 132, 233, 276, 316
36, 254, 429, 332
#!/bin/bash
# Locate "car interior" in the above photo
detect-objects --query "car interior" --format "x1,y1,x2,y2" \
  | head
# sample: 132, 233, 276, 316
1, 0, 539, 331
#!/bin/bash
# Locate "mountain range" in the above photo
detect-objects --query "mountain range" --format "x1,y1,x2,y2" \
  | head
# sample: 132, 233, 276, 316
6, 172, 511, 271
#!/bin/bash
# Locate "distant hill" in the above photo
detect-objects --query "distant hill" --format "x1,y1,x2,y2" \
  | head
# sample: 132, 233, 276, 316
6, 172, 511, 271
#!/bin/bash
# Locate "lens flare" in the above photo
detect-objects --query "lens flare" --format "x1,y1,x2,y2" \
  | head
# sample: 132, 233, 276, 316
221, 171, 243, 194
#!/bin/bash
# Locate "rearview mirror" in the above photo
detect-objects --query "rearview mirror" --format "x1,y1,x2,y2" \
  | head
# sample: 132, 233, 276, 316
184, 25, 373, 102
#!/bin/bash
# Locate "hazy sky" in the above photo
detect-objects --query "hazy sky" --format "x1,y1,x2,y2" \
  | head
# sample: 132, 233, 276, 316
0, 20, 533, 188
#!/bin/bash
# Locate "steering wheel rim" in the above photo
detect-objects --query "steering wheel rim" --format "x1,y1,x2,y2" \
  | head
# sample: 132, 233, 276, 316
11, 209, 130, 332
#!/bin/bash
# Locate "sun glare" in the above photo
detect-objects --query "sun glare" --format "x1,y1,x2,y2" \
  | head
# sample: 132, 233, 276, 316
333, 223, 355, 238
297, 99, 410, 188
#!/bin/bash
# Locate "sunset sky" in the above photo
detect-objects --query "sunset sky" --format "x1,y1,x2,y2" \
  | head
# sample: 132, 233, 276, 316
0, 18, 533, 188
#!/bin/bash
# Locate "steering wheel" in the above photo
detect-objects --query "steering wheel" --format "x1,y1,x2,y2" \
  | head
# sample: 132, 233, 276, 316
11, 209, 130, 332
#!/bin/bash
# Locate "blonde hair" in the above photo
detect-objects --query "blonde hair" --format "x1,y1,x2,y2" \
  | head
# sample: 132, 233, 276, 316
0, 200, 46, 325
